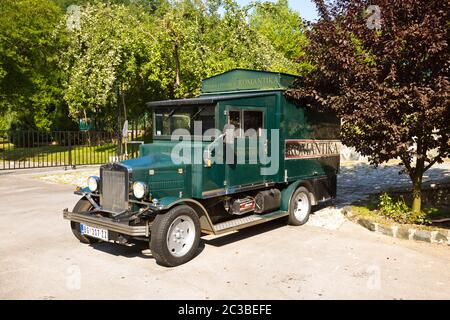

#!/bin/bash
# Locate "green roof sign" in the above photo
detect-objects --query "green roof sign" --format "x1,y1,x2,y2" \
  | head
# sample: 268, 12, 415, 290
201, 69, 298, 94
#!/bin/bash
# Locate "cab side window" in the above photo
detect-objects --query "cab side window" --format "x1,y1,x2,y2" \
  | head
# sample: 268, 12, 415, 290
227, 110, 264, 137
243, 111, 263, 137
229, 111, 241, 130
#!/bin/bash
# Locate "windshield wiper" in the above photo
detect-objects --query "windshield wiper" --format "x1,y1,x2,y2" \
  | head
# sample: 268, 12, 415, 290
191, 107, 206, 120
166, 108, 177, 119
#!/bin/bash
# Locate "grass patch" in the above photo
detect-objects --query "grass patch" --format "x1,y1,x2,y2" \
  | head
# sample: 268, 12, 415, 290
350, 205, 389, 225
350, 202, 450, 231
0, 144, 118, 164
0, 143, 141, 166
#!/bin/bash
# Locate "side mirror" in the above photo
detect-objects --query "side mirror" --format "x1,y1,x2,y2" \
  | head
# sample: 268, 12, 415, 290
223, 124, 235, 145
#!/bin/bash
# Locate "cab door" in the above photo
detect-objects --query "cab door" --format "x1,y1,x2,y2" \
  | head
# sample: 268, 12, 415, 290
224, 105, 269, 189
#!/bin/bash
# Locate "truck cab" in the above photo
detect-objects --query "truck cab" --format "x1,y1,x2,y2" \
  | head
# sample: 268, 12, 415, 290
63, 69, 341, 267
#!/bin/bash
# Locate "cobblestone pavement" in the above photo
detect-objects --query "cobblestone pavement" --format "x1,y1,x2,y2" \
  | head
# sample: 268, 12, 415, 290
308, 162, 450, 230
336, 162, 450, 205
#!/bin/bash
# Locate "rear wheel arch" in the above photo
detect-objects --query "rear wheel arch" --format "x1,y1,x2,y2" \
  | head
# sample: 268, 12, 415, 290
297, 181, 317, 206
280, 180, 317, 211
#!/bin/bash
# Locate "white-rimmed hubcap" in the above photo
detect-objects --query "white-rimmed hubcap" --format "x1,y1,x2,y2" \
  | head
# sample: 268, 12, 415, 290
166, 215, 196, 257
293, 192, 310, 221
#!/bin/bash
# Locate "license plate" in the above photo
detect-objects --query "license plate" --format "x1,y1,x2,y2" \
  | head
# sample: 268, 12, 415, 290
80, 224, 109, 241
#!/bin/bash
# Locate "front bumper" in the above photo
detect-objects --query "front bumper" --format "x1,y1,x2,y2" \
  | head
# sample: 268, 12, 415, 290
63, 208, 149, 237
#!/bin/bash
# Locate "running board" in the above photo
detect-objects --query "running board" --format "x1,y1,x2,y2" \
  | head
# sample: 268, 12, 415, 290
212, 210, 289, 235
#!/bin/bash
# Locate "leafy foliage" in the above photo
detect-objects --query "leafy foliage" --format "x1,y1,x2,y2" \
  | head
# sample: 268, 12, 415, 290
287, 0, 450, 212
0, 0, 307, 131
55, 0, 305, 126
378, 193, 429, 224
155, 0, 300, 98
59, 2, 168, 126
0, 0, 68, 131
249, 0, 312, 73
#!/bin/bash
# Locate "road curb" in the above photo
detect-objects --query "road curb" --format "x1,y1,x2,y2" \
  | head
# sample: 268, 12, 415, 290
342, 206, 449, 245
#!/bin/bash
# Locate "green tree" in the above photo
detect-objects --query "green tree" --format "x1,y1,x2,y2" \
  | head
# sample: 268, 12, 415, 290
287, 0, 450, 213
0, 0, 68, 130
0, 0, 309, 132
157, 0, 299, 98
249, 0, 312, 73
60, 2, 168, 128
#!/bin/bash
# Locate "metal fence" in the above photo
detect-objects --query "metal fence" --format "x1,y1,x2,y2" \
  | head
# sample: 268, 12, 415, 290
0, 130, 139, 170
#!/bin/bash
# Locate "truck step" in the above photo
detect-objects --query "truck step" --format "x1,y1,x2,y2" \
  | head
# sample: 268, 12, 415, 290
213, 210, 289, 234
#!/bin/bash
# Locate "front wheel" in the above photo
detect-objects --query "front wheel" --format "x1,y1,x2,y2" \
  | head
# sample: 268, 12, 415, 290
70, 198, 100, 244
150, 205, 201, 267
288, 186, 312, 226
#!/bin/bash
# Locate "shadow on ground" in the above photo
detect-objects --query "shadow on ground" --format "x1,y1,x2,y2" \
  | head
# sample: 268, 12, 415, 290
90, 241, 154, 260
86, 203, 334, 259
203, 219, 287, 248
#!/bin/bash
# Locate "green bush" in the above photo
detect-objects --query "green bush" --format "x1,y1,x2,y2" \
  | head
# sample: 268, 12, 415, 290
378, 193, 430, 225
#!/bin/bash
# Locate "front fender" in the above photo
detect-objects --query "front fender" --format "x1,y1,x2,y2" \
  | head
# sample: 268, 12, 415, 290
157, 197, 214, 234
157, 196, 182, 207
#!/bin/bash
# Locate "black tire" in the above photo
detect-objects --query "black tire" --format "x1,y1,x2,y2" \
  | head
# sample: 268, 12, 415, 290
70, 198, 100, 244
150, 205, 201, 267
288, 186, 312, 226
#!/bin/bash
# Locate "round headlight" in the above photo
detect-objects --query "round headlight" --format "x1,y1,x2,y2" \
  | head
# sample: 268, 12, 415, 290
87, 176, 100, 192
133, 181, 148, 199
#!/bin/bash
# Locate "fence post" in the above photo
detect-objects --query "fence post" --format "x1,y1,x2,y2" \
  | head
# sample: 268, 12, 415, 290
117, 128, 122, 161
68, 131, 72, 169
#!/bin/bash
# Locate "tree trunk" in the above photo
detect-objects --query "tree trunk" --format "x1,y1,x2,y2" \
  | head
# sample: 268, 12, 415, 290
411, 171, 423, 213
410, 138, 427, 213
173, 41, 180, 91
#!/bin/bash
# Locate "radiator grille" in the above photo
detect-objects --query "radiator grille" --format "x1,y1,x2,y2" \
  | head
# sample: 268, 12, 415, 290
100, 167, 128, 213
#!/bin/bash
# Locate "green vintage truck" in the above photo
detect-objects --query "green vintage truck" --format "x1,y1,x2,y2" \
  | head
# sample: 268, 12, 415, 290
63, 69, 340, 267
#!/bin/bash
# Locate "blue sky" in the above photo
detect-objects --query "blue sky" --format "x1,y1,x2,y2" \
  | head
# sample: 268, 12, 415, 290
235, 0, 319, 22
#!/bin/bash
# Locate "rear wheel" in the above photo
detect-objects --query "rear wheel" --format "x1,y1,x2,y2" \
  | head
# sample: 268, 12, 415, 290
150, 205, 201, 267
70, 198, 100, 244
288, 186, 312, 226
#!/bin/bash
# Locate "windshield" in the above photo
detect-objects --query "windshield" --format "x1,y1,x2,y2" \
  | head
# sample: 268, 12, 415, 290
153, 105, 216, 139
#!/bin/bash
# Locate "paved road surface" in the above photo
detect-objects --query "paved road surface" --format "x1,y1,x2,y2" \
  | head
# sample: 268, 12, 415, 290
1, 168, 450, 299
